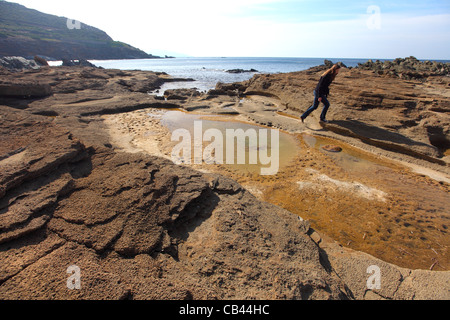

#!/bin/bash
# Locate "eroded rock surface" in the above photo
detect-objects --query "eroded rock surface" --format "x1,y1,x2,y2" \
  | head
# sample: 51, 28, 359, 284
0, 108, 350, 300
0, 64, 449, 300
239, 66, 450, 162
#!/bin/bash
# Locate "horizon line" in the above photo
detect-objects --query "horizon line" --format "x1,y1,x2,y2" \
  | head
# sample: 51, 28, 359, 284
91, 56, 450, 62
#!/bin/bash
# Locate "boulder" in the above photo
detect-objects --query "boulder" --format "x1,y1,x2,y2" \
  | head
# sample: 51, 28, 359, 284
34, 56, 49, 66
0, 56, 40, 71
324, 60, 347, 69
324, 59, 334, 68
62, 59, 97, 68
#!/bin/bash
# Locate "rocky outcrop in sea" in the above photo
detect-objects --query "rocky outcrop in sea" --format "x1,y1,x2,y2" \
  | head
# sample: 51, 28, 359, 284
356, 56, 450, 80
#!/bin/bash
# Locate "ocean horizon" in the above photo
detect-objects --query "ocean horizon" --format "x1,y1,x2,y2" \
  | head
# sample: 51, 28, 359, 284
88, 57, 375, 92
55, 56, 450, 93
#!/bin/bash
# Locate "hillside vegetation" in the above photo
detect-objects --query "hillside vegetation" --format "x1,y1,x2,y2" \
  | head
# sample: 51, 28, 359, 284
0, 1, 157, 59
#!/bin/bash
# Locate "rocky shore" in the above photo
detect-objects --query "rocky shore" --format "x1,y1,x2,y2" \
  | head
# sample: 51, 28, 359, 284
0, 60, 449, 300
356, 56, 450, 80
241, 62, 450, 164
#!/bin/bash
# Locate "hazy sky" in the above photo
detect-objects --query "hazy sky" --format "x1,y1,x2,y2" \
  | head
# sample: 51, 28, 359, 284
10, 0, 450, 59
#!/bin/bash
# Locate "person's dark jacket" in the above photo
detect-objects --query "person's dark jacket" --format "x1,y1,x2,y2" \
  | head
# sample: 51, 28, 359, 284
315, 72, 333, 97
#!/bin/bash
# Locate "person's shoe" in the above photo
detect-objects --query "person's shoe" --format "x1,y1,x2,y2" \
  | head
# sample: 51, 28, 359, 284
301, 116, 305, 123
320, 119, 329, 123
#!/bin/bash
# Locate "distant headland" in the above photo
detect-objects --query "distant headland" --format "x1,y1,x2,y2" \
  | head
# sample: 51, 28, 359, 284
0, 1, 160, 60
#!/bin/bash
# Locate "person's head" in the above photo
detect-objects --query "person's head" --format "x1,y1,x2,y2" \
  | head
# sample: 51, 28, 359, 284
322, 63, 342, 81
333, 63, 341, 74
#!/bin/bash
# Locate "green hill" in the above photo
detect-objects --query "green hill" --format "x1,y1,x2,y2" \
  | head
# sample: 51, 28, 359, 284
0, 1, 158, 60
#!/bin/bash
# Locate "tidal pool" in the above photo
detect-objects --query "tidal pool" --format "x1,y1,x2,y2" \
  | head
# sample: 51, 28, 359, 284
159, 110, 300, 175
302, 133, 387, 174
264, 133, 450, 270
151, 110, 449, 270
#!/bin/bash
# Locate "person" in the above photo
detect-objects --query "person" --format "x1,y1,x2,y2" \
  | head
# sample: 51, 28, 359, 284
301, 63, 341, 123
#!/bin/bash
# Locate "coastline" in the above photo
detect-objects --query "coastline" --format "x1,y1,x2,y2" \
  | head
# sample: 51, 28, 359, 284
0, 61, 449, 300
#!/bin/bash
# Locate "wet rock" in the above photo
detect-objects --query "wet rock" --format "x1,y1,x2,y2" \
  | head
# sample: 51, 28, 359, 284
322, 145, 343, 153
226, 68, 258, 74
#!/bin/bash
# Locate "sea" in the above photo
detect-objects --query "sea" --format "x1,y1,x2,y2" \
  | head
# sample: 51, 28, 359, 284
85, 57, 374, 93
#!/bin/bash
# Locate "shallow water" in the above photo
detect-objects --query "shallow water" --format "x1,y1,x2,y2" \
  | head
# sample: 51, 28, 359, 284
302, 134, 385, 174
153, 110, 449, 270
265, 133, 450, 270
159, 110, 300, 175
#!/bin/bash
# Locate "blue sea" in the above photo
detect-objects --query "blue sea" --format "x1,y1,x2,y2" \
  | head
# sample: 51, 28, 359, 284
88, 57, 372, 93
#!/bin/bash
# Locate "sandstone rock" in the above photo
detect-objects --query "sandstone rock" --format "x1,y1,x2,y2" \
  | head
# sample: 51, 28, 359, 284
239, 65, 450, 163
0, 81, 52, 98
0, 64, 448, 301
208, 82, 247, 96
320, 240, 450, 300
164, 88, 201, 100
0, 66, 185, 116
0, 111, 349, 300
117, 75, 164, 93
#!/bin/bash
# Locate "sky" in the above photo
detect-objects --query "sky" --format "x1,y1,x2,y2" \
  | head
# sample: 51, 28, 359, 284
9, 0, 450, 59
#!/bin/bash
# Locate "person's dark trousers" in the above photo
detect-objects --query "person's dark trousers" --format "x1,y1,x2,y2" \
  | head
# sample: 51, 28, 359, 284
301, 92, 330, 121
